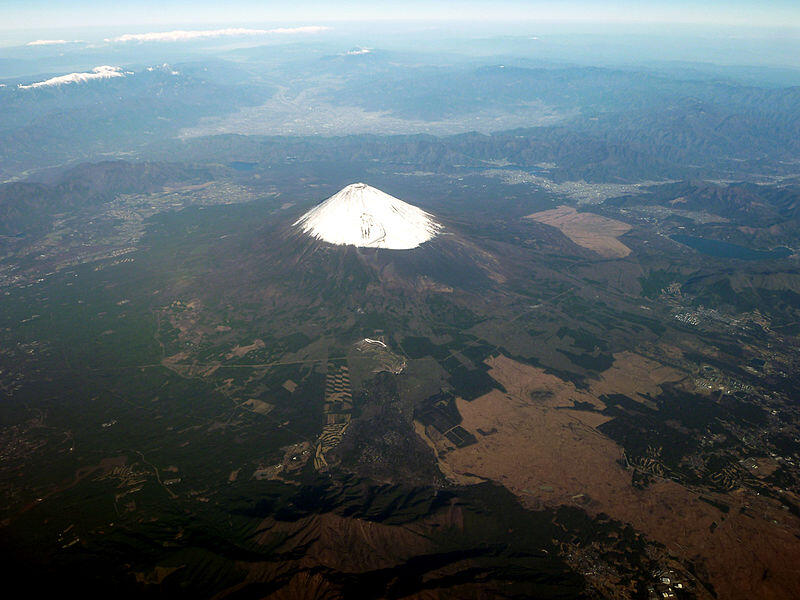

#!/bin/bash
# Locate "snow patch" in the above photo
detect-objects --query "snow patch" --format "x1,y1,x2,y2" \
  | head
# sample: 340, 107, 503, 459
146, 63, 173, 73
18, 66, 125, 89
344, 47, 372, 55
294, 183, 441, 250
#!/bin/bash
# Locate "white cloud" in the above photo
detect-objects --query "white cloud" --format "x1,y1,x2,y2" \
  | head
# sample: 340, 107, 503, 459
18, 66, 126, 89
26, 39, 82, 46
108, 26, 329, 43
28, 39, 66, 46
267, 26, 330, 35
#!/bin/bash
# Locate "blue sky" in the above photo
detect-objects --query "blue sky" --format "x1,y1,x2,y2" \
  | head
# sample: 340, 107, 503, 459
3, 0, 800, 30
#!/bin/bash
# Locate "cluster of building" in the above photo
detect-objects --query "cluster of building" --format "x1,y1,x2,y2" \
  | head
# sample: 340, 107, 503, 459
647, 569, 686, 600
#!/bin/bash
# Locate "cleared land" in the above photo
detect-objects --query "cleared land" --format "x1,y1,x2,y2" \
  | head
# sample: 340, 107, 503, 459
589, 351, 687, 408
432, 354, 800, 600
314, 365, 353, 471
526, 205, 632, 258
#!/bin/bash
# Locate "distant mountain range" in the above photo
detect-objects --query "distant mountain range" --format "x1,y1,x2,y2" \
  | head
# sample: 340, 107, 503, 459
2, 57, 799, 183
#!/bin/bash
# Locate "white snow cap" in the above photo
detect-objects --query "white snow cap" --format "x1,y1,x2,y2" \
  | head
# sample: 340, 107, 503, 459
294, 183, 441, 250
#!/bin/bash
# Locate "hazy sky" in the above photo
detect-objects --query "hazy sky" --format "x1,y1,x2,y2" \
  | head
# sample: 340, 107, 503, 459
3, 0, 800, 30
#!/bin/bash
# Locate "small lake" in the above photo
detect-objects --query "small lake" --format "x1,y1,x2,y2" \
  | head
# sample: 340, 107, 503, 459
670, 234, 792, 260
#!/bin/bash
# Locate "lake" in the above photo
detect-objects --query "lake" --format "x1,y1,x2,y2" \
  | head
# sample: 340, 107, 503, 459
671, 234, 792, 260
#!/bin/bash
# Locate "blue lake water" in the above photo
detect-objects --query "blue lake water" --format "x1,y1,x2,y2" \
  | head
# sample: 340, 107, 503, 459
670, 234, 792, 261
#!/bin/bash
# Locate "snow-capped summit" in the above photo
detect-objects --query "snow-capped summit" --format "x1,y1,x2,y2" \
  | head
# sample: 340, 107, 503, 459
293, 183, 441, 250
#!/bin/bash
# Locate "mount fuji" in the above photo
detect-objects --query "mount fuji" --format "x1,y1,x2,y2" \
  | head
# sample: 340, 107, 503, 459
293, 183, 442, 250
226, 182, 508, 300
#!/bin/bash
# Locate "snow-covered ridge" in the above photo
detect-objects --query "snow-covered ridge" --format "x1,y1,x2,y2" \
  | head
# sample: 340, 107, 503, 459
294, 183, 441, 250
18, 66, 126, 89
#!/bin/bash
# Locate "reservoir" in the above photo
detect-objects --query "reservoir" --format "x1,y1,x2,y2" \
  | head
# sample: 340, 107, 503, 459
671, 234, 792, 260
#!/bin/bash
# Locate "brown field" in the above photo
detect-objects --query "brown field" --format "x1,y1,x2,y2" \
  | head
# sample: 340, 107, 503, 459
226, 339, 266, 359
589, 351, 687, 408
242, 398, 274, 415
526, 205, 632, 258
433, 355, 800, 600
484, 353, 605, 412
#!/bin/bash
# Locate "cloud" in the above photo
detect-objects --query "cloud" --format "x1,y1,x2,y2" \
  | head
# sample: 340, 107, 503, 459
344, 47, 372, 55
18, 66, 126, 89
26, 39, 82, 46
108, 26, 329, 43
267, 26, 330, 35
